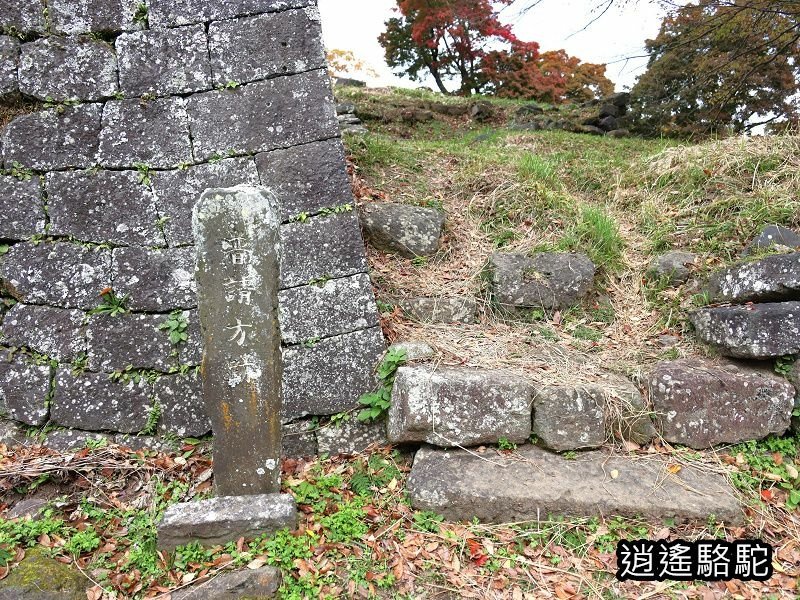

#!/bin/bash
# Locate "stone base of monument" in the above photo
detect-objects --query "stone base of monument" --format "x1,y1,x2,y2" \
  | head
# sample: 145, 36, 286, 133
156, 494, 298, 552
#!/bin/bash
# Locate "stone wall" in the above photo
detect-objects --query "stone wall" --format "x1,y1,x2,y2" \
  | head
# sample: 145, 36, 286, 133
0, 0, 385, 440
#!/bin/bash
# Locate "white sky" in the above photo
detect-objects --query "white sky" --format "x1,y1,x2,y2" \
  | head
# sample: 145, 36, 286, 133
317, 0, 667, 92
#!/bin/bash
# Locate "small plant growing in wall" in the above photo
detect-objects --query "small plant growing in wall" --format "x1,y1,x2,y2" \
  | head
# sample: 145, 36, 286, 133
90, 289, 129, 317
133, 3, 148, 27
357, 347, 407, 422
159, 311, 189, 346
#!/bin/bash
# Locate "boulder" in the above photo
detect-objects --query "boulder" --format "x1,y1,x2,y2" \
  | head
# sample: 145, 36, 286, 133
690, 302, 800, 358
469, 101, 493, 121
704, 252, 800, 304
598, 116, 618, 131
398, 296, 478, 324
490, 252, 596, 311
387, 365, 533, 447
336, 102, 356, 115
598, 104, 619, 118
173, 567, 281, 599
157, 494, 298, 551
647, 251, 697, 286
648, 360, 794, 448
317, 417, 388, 455
743, 225, 800, 255
408, 445, 742, 525
605, 92, 631, 107
359, 203, 445, 258
0, 548, 89, 600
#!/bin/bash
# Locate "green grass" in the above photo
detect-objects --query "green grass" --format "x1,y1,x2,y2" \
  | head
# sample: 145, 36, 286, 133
559, 205, 625, 272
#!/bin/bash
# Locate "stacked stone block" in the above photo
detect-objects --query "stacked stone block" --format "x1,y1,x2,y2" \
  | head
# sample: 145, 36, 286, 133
0, 0, 385, 441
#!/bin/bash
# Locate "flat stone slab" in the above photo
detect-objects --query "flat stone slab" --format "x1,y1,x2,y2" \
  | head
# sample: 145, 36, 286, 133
1, 304, 85, 362
50, 370, 153, 433
649, 359, 794, 448
173, 567, 281, 600
98, 97, 192, 168
151, 158, 260, 246
49, 0, 141, 35
256, 138, 354, 218
282, 326, 386, 421
46, 170, 164, 246
117, 24, 212, 97
408, 445, 744, 525
279, 211, 367, 288
0, 349, 51, 426
691, 302, 800, 358
186, 69, 338, 161
705, 253, 800, 304
398, 296, 478, 324
388, 365, 533, 447
278, 273, 379, 344
19, 37, 118, 102
490, 252, 596, 311
0, 242, 112, 310
111, 247, 197, 311
0, 36, 19, 99
2, 103, 102, 170
0, 0, 46, 34
157, 494, 297, 551
208, 7, 324, 86
360, 203, 445, 258
0, 176, 45, 240
148, 0, 315, 28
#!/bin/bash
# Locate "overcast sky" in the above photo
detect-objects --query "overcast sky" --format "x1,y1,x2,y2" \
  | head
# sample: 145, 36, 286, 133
317, 0, 666, 92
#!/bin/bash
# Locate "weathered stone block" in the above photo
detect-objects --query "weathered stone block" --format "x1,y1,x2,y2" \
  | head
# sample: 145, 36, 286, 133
209, 7, 324, 86
398, 296, 478, 324
99, 97, 192, 168
743, 225, 800, 255
647, 251, 697, 286
117, 24, 212, 97
43, 429, 114, 452
317, 417, 388, 456
279, 211, 368, 288
0, 349, 50, 426
46, 170, 164, 247
0, 36, 19, 99
151, 158, 259, 246
148, 0, 315, 28
490, 252, 596, 311
111, 247, 197, 311
408, 445, 743, 525
173, 567, 281, 600
532, 386, 606, 452
51, 370, 153, 433
278, 274, 379, 345
360, 203, 445, 258
2, 103, 101, 170
0, 547, 90, 600
19, 37, 118, 102
649, 360, 794, 448
0, 176, 44, 240
0, 242, 112, 310
0, 419, 28, 445
86, 312, 181, 372
389, 341, 436, 362
49, 0, 141, 35
0, 0, 46, 34
282, 326, 386, 421
255, 138, 353, 218
705, 253, 800, 304
388, 365, 533, 447
186, 69, 338, 161
154, 372, 211, 438
157, 494, 298, 551
282, 420, 317, 457
1, 304, 85, 362
690, 302, 800, 359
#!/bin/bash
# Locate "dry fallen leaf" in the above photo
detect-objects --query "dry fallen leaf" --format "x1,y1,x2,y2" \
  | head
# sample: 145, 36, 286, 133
610, 469, 620, 479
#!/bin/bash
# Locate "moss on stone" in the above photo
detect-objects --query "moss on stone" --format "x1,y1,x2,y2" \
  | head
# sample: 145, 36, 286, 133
0, 548, 88, 600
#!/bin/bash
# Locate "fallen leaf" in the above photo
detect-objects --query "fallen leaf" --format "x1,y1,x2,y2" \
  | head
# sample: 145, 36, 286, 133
761, 489, 773, 501
667, 464, 682, 475
610, 469, 619, 479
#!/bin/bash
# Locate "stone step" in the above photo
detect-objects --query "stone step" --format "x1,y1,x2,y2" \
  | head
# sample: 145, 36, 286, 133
408, 445, 743, 526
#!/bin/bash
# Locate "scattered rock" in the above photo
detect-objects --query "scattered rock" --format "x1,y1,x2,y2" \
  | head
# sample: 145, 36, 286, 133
704, 252, 800, 304
336, 102, 356, 115
408, 445, 742, 525
690, 302, 800, 358
398, 296, 478, 324
7, 497, 48, 520
469, 101, 493, 121
743, 225, 800, 255
648, 360, 794, 448
157, 494, 298, 551
490, 252, 596, 311
606, 129, 630, 138
647, 251, 697, 286
516, 103, 544, 116
317, 417, 388, 455
335, 76, 366, 88
359, 203, 445, 258
387, 365, 533, 447
388, 341, 436, 362
657, 335, 682, 348
173, 567, 281, 599
598, 104, 619, 118
0, 548, 89, 600
598, 115, 618, 131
